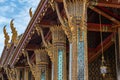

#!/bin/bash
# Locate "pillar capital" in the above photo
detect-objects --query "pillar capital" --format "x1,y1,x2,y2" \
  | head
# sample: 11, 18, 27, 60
50, 25, 66, 44
34, 49, 49, 65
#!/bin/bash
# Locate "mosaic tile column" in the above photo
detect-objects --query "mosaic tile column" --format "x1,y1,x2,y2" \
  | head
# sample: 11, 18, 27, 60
34, 49, 49, 80
61, 0, 88, 79
50, 26, 67, 80
70, 25, 88, 80
70, 24, 88, 80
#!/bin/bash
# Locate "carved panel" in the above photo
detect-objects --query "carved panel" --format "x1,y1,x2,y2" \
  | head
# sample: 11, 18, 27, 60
34, 49, 49, 65
50, 26, 66, 43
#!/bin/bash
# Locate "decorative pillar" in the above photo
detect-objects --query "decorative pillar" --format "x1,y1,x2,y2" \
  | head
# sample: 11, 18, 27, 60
116, 29, 120, 80
69, 21, 88, 80
24, 68, 29, 80
2, 74, 4, 80
22, 49, 40, 80
50, 26, 67, 80
34, 49, 49, 80
16, 68, 20, 80
55, 0, 88, 80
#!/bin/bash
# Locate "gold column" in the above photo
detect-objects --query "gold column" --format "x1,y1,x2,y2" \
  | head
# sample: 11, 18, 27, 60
16, 68, 20, 80
22, 49, 40, 80
116, 29, 120, 80
24, 68, 28, 80
55, 0, 88, 79
2, 74, 4, 80
50, 26, 67, 80
34, 49, 49, 80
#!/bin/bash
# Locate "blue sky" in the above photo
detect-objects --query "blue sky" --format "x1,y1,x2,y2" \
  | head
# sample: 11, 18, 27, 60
0, 0, 40, 56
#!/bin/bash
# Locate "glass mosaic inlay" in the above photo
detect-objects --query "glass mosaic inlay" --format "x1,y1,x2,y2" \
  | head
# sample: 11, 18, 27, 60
58, 49, 63, 80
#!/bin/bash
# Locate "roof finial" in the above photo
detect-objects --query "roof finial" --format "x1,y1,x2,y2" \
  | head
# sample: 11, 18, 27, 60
10, 19, 18, 43
29, 8, 33, 18
3, 25, 10, 46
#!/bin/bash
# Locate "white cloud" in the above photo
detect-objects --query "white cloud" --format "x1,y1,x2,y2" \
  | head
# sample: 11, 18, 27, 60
18, 0, 40, 8
13, 0, 40, 34
0, 0, 41, 56
0, 0, 5, 3
0, 33, 5, 55
0, 5, 15, 14
10, 2, 17, 8
0, 16, 10, 24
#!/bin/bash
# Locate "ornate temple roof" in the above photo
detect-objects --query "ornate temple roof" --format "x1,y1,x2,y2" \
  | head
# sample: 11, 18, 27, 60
0, 0, 120, 68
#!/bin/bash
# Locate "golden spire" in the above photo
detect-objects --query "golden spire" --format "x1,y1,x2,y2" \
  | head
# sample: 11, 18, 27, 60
10, 19, 18, 43
3, 25, 10, 46
29, 8, 33, 18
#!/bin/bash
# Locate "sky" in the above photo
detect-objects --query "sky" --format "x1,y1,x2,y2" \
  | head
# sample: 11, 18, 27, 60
0, 0, 40, 56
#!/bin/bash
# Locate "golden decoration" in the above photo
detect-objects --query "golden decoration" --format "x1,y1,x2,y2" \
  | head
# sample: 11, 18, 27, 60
55, 0, 88, 80
10, 19, 18, 44
55, 2, 72, 42
34, 49, 49, 65
50, 25, 67, 80
3, 25, 10, 46
4, 67, 17, 80
29, 8, 33, 18
49, 0, 55, 11
35, 25, 54, 63
50, 25, 66, 43
22, 49, 40, 80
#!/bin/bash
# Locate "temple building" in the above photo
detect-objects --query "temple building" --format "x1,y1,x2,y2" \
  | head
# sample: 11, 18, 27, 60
0, 0, 120, 80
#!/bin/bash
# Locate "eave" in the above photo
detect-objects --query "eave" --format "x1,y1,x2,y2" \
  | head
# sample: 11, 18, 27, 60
8, 0, 49, 67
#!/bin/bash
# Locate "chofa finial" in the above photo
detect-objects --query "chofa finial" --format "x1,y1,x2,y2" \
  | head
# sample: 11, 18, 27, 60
3, 25, 10, 46
29, 8, 33, 18
10, 19, 18, 43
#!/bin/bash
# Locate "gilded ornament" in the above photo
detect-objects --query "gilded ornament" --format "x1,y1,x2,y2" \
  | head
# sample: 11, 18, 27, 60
49, 0, 55, 11
55, 2, 72, 42
35, 25, 54, 63
22, 49, 40, 79
4, 67, 17, 80
3, 25, 10, 46
34, 49, 49, 65
29, 7, 33, 18
61, 0, 88, 80
10, 19, 18, 44
50, 25, 66, 43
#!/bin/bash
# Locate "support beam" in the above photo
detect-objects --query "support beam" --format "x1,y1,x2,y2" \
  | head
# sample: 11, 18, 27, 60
87, 23, 115, 32
26, 44, 40, 51
89, 6, 120, 24
90, 1, 120, 8
40, 20, 114, 32
88, 33, 114, 63
98, 7, 120, 20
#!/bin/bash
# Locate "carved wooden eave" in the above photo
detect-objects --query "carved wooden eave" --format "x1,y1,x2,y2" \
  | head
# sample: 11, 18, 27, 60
0, 43, 17, 68
0, 46, 7, 67
4, 44, 16, 66
7, 0, 50, 67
